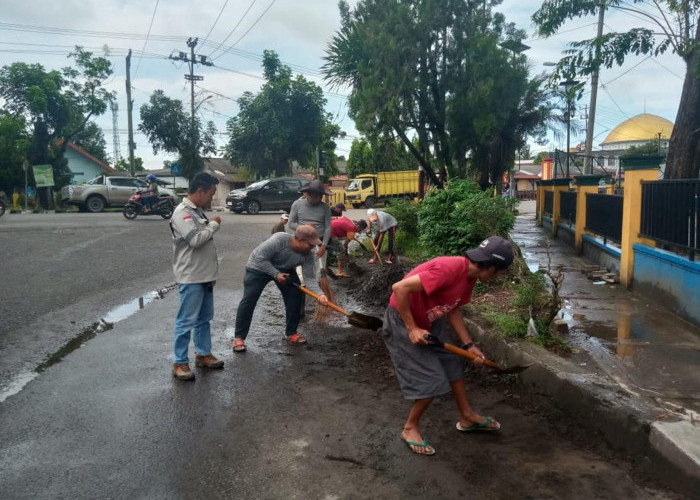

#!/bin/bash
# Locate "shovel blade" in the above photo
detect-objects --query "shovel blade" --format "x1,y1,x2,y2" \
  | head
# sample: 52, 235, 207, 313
495, 364, 533, 374
348, 311, 383, 331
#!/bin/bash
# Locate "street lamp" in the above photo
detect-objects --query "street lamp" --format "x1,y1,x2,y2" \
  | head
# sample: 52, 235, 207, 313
559, 79, 579, 179
194, 94, 213, 113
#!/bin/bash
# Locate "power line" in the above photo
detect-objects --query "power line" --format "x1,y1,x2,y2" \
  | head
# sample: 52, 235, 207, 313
197, 0, 231, 54
134, 0, 160, 77
212, 0, 279, 61
207, 0, 258, 59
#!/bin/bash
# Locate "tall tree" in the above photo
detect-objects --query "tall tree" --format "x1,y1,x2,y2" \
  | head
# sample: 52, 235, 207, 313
0, 47, 115, 190
324, 0, 554, 190
72, 121, 110, 164
224, 50, 340, 178
114, 157, 145, 172
533, 0, 700, 179
346, 136, 418, 177
0, 113, 31, 195
138, 90, 217, 179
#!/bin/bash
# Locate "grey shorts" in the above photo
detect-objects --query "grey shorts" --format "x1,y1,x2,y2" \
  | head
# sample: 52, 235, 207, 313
382, 306, 464, 400
330, 238, 349, 264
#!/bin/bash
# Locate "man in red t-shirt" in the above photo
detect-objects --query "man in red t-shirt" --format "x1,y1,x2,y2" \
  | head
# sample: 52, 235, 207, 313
329, 217, 367, 277
384, 235, 514, 456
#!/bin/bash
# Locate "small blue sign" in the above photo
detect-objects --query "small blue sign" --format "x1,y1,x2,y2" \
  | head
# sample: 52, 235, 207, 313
170, 163, 181, 176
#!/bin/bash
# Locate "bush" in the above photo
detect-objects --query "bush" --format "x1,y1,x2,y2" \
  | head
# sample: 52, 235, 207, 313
384, 199, 419, 237
417, 179, 515, 257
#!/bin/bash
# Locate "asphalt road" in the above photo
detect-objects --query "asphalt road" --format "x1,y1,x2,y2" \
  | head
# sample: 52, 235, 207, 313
0, 210, 686, 499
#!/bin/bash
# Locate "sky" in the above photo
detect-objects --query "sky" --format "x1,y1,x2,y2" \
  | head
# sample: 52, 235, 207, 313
0, 0, 687, 170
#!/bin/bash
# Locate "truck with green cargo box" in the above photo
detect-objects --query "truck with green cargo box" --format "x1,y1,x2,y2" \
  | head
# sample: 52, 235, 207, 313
344, 170, 420, 208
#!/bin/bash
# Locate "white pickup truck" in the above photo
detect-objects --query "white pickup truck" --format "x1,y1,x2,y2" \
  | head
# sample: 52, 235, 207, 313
61, 175, 179, 213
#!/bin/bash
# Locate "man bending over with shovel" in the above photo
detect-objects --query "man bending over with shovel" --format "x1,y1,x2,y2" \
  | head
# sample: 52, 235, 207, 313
383, 235, 514, 455
232, 225, 328, 352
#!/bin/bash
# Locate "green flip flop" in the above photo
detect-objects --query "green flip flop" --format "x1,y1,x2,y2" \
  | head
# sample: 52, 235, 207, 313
402, 437, 436, 456
456, 417, 501, 432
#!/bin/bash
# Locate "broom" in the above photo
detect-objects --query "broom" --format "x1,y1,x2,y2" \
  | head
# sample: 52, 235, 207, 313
312, 275, 336, 323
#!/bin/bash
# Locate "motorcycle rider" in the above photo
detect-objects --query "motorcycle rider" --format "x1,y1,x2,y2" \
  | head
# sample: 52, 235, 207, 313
142, 174, 159, 213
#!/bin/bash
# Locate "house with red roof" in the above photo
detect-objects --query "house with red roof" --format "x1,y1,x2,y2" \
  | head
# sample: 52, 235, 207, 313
60, 141, 116, 184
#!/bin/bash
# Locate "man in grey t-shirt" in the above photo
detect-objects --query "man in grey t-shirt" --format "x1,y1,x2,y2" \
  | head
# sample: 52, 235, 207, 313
232, 225, 329, 352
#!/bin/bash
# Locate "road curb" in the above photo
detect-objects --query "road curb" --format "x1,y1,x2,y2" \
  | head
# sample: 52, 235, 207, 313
464, 317, 700, 494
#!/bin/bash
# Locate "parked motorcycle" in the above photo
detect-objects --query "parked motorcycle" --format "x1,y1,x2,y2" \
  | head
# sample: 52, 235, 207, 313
0, 198, 5, 217
123, 191, 175, 220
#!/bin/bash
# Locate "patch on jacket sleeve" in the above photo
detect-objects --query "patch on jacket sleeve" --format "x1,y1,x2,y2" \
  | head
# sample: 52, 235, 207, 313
182, 215, 192, 220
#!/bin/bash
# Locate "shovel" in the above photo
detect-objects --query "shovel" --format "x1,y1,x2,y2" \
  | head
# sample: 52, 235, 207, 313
368, 237, 383, 265
424, 334, 532, 374
290, 281, 383, 331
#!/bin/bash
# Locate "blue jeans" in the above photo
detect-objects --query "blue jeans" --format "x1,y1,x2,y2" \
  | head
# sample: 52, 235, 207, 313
234, 268, 302, 340
173, 283, 214, 364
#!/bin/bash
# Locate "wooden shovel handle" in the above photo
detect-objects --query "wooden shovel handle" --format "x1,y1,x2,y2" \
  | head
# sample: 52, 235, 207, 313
290, 282, 350, 317
425, 335, 499, 370
369, 238, 383, 264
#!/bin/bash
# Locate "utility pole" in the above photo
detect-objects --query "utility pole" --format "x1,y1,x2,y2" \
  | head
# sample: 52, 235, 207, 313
170, 38, 213, 173
125, 50, 136, 176
584, 4, 605, 174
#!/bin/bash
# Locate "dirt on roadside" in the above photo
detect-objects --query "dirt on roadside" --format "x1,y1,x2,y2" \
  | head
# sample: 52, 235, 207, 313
303, 258, 687, 499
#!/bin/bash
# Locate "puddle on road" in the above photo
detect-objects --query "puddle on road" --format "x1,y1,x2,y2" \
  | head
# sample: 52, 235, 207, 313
0, 285, 176, 403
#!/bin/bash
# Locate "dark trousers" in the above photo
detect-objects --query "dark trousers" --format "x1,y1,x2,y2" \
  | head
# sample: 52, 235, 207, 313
374, 226, 396, 255
234, 268, 302, 339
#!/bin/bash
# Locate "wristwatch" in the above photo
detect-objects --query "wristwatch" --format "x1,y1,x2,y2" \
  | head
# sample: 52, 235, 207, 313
462, 341, 474, 350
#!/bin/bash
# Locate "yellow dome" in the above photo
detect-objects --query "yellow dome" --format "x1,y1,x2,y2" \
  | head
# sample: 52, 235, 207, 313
602, 113, 674, 145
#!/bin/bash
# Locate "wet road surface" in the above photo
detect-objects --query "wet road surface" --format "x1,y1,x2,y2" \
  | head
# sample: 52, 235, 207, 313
0, 210, 689, 499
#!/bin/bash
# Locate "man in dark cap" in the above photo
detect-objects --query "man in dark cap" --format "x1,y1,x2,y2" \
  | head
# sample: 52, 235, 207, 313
382, 236, 515, 456
331, 202, 346, 218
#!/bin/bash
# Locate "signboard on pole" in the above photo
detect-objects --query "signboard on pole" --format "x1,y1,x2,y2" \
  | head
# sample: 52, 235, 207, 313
170, 163, 181, 176
33, 164, 55, 187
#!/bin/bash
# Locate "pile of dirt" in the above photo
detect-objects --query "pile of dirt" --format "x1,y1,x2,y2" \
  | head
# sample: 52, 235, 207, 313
347, 260, 411, 308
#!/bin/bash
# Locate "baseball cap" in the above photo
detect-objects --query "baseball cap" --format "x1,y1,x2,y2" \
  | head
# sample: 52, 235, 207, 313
295, 225, 322, 246
281, 213, 289, 220
465, 236, 514, 269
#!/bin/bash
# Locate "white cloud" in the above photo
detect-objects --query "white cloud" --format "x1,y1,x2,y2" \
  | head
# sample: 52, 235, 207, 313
0, 0, 687, 166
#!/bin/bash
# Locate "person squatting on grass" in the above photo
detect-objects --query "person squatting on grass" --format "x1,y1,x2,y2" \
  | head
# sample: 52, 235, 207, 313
231, 225, 329, 352
169, 172, 225, 381
383, 236, 515, 455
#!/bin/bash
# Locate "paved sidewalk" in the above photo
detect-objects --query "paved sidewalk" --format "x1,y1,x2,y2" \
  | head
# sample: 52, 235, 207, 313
471, 212, 700, 492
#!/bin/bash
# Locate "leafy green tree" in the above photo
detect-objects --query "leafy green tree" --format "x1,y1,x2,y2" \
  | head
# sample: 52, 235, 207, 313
114, 157, 145, 172
0, 47, 115, 191
72, 122, 109, 164
0, 113, 31, 195
533, 151, 553, 165
346, 136, 417, 177
224, 50, 340, 178
533, 0, 700, 179
324, 0, 555, 190
138, 90, 217, 180
625, 141, 663, 155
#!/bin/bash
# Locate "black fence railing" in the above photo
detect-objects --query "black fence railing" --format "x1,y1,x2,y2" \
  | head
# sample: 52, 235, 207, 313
586, 193, 623, 243
516, 190, 536, 200
641, 179, 699, 260
544, 191, 553, 216
559, 191, 577, 224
